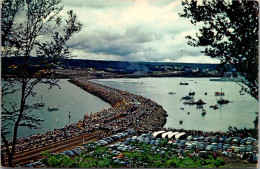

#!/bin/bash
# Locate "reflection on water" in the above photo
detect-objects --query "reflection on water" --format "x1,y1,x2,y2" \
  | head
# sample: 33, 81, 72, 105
93, 77, 258, 131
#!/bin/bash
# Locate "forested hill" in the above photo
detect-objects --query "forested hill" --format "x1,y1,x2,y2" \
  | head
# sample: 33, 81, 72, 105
2, 57, 220, 74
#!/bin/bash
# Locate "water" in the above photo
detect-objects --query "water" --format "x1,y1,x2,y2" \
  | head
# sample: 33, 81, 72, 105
92, 77, 258, 131
2, 79, 110, 139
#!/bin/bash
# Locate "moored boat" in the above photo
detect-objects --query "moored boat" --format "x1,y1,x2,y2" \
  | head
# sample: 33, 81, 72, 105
48, 106, 60, 111
196, 99, 206, 105
182, 96, 193, 100
217, 98, 229, 104
180, 82, 189, 85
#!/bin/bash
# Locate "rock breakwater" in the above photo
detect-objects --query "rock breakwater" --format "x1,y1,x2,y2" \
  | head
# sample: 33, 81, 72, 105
69, 77, 168, 130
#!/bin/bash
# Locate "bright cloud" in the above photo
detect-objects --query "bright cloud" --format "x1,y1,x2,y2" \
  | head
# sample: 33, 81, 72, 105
63, 0, 220, 64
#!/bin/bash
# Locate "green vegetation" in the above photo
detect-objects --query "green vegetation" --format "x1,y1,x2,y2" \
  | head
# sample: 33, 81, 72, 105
43, 140, 226, 168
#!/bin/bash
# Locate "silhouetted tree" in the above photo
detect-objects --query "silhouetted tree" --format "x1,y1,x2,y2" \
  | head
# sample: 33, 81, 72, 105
180, 0, 258, 100
1, 0, 82, 166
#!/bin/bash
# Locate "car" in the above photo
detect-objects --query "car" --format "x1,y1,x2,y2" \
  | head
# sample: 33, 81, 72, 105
111, 150, 120, 155
144, 140, 150, 144
71, 148, 82, 156
212, 145, 219, 151
192, 141, 199, 146
219, 137, 225, 143
125, 138, 132, 143
22, 163, 33, 168
232, 138, 240, 144
205, 145, 213, 151
198, 136, 205, 141
204, 137, 210, 142
246, 140, 253, 145
211, 136, 218, 143
186, 145, 194, 150
155, 140, 161, 146
187, 136, 193, 141
246, 145, 253, 152
173, 139, 180, 144
180, 140, 186, 145
240, 138, 247, 145
240, 147, 246, 153
193, 136, 199, 141
150, 140, 155, 145
225, 138, 232, 144
177, 143, 185, 149
198, 144, 205, 150
116, 146, 122, 151
121, 147, 128, 151
64, 150, 75, 157
31, 161, 45, 168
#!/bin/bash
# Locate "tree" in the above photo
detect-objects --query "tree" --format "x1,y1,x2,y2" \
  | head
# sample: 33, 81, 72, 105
179, 0, 259, 100
1, 0, 82, 166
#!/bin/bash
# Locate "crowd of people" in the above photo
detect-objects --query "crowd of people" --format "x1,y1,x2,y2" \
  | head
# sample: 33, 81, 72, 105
2, 77, 257, 158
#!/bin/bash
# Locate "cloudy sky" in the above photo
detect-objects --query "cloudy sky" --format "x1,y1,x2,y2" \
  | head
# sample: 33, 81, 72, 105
62, 0, 220, 64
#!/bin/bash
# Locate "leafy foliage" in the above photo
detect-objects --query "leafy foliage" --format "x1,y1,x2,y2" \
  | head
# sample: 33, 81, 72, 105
1, 0, 82, 166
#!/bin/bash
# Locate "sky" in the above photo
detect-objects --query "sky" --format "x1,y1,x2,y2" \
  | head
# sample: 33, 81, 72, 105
62, 0, 220, 64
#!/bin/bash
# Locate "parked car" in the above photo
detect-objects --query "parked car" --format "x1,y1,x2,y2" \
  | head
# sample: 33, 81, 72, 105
186, 145, 194, 150
205, 145, 213, 151
187, 136, 193, 141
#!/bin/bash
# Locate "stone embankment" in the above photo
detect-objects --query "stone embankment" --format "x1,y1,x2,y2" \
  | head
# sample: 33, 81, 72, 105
69, 77, 168, 130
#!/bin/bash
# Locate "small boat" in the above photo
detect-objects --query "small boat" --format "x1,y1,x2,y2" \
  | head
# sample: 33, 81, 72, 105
183, 101, 195, 105
197, 105, 203, 109
215, 88, 225, 96
201, 109, 206, 115
217, 98, 229, 104
215, 92, 225, 96
189, 91, 195, 96
48, 106, 60, 111
179, 120, 183, 124
168, 92, 176, 94
196, 99, 206, 105
180, 82, 189, 85
182, 96, 193, 100
34, 94, 45, 107
210, 105, 219, 109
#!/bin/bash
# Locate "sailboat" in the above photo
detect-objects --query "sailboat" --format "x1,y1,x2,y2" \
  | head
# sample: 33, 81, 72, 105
217, 89, 229, 104
34, 94, 45, 107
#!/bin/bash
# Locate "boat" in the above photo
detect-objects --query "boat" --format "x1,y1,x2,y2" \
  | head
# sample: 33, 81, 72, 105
180, 82, 189, 85
189, 90, 195, 96
47, 106, 60, 111
196, 99, 206, 105
34, 94, 45, 107
215, 92, 225, 96
210, 104, 219, 109
201, 109, 206, 115
168, 92, 176, 94
196, 105, 203, 109
182, 96, 193, 100
217, 98, 229, 104
183, 101, 195, 105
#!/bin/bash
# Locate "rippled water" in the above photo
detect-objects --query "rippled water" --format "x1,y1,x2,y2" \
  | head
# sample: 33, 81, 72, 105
2, 79, 110, 139
92, 77, 258, 131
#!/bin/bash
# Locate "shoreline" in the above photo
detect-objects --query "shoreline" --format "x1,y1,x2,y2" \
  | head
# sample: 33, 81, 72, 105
69, 77, 168, 130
